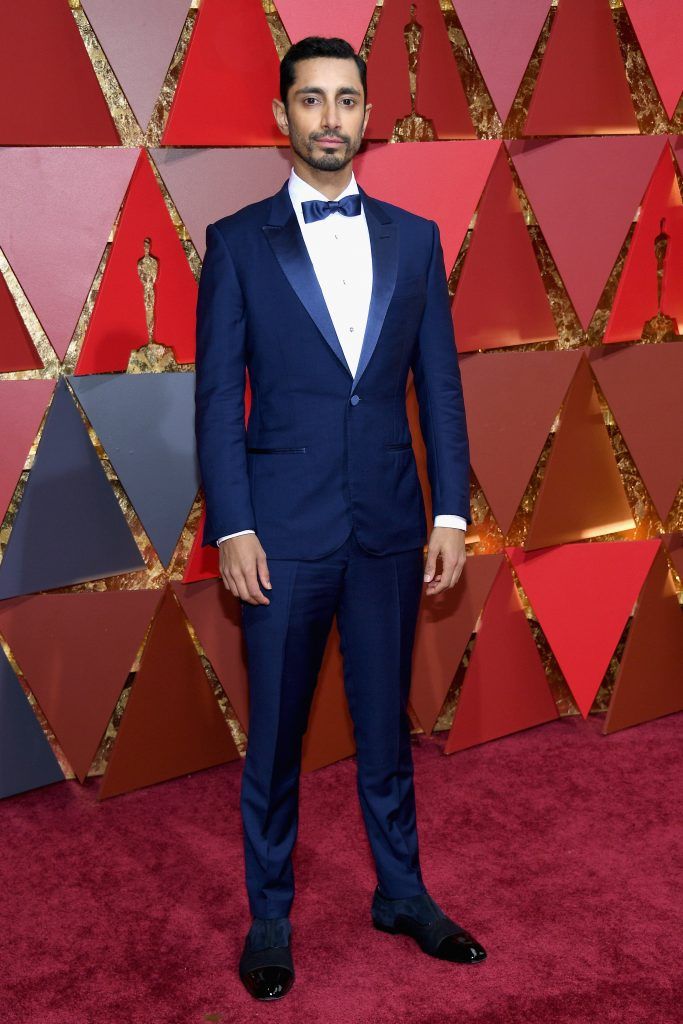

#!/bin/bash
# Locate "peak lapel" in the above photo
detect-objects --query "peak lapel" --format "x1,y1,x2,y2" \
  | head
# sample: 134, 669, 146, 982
351, 187, 398, 395
262, 182, 353, 378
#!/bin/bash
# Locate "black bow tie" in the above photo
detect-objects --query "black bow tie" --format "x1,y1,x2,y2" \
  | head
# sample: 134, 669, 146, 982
301, 193, 362, 224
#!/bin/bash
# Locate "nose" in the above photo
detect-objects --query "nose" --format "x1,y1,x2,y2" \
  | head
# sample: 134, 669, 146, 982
321, 101, 341, 132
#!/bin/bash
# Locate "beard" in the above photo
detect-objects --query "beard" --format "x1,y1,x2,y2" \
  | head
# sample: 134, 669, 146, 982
288, 120, 364, 172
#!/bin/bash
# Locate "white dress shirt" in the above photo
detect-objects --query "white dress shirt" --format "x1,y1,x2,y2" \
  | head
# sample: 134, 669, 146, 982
217, 167, 466, 545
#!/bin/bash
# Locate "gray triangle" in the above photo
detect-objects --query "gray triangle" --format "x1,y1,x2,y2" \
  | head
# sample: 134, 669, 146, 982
0, 379, 144, 600
70, 374, 200, 566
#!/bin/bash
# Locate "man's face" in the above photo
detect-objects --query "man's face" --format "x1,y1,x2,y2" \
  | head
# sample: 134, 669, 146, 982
274, 57, 372, 172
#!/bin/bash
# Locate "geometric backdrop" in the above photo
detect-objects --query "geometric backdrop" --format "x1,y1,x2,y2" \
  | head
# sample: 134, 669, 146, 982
0, 0, 680, 801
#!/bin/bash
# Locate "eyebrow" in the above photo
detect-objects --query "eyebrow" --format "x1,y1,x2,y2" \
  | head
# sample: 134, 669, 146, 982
292, 85, 362, 98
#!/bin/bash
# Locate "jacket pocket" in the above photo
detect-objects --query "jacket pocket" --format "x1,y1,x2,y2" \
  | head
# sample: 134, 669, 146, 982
383, 441, 413, 451
247, 446, 308, 453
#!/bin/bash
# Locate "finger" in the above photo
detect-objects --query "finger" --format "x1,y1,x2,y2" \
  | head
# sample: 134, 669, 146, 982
257, 552, 272, 591
423, 549, 439, 583
245, 569, 270, 605
233, 572, 256, 604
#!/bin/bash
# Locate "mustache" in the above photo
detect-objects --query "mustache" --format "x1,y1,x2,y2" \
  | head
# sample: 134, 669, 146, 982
312, 132, 349, 143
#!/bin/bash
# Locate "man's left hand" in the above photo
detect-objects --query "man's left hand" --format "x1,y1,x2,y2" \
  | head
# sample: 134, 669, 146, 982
423, 527, 466, 596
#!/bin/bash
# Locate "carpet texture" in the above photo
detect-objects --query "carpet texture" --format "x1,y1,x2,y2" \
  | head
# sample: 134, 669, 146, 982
2, 713, 681, 1024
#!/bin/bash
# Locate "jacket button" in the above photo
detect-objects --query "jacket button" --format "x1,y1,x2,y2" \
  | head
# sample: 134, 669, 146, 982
350, 394, 360, 406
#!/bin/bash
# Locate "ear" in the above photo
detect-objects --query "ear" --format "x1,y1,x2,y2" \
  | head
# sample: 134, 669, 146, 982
272, 97, 290, 136
361, 102, 373, 135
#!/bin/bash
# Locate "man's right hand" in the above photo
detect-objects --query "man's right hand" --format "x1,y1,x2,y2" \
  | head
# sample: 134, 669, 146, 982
218, 534, 272, 605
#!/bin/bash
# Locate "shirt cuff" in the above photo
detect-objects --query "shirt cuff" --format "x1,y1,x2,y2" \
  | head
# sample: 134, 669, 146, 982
433, 514, 467, 531
217, 529, 256, 545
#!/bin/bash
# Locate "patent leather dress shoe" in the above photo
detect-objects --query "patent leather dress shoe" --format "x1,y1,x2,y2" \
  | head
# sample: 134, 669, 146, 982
238, 916, 295, 1000
371, 886, 487, 964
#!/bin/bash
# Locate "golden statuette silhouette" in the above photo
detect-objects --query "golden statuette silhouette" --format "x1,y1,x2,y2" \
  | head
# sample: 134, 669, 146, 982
127, 236, 180, 371
641, 216, 680, 344
392, 3, 435, 142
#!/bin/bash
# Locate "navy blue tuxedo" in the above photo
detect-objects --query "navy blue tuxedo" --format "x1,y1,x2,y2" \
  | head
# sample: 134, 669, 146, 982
194, 177, 471, 919
195, 179, 470, 557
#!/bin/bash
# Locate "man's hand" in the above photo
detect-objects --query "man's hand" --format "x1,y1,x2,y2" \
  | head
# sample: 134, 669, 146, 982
218, 534, 272, 605
423, 527, 466, 596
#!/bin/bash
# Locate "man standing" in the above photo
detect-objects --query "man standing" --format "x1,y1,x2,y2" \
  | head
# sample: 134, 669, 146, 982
194, 36, 485, 1001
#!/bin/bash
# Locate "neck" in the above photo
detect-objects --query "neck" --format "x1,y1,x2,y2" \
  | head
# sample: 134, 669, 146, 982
291, 155, 354, 200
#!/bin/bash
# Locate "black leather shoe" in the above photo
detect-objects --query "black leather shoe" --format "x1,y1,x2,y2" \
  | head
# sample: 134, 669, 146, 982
238, 917, 295, 1000
371, 886, 487, 964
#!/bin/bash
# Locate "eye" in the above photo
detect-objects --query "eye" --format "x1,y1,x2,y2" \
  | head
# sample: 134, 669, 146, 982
340, 98, 356, 106
303, 96, 319, 105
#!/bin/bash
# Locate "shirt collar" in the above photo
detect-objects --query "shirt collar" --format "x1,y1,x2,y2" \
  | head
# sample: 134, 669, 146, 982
288, 166, 360, 218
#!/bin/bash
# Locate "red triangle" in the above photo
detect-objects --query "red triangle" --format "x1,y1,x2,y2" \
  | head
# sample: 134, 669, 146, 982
0, 0, 118, 145
591, 344, 683, 522
365, 0, 474, 139
604, 544, 683, 733
0, 381, 55, 522
507, 137, 665, 330
452, 146, 557, 351
410, 553, 503, 734
623, 1, 683, 119
356, 140, 498, 275
75, 151, 197, 373
99, 586, 239, 799
459, 351, 582, 535
445, 561, 558, 753
525, 356, 634, 549
0, 591, 161, 782
604, 143, 683, 344
454, 0, 552, 124
275, 0, 376, 50
171, 579, 249, 733
162, 0, 283, 146
523, 0, 638, 135
508, 540, 660, 718
0, 275, 42, 371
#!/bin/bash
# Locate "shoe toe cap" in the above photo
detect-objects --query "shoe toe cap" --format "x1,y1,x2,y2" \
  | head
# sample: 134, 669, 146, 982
241, 965, 294, 1000
437, 932, 487, 963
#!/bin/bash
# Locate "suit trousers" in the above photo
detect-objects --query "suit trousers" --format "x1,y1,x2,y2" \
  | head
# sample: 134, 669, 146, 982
238, 525, 428, 918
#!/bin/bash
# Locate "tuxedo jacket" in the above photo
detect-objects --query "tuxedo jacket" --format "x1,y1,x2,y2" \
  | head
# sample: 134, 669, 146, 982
194, 179, 470, 559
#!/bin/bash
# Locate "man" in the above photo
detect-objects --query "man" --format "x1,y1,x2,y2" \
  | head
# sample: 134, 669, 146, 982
194, 36, 485, 1002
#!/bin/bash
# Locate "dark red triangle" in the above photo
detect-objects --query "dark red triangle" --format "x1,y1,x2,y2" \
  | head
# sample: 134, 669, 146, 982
604, 544, 683, 733
445, 561, 557, 753
460, 351, 582, 535
99, 587, 239, 799
0, 591, 161, 782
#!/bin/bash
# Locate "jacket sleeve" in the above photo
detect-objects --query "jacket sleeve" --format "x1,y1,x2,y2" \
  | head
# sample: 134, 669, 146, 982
410, 219, 471, 524
195, 222, 256, 547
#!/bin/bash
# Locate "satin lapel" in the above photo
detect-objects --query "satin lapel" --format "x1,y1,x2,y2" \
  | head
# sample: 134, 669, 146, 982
262, 183, 352, 378
351, 187, 398, 395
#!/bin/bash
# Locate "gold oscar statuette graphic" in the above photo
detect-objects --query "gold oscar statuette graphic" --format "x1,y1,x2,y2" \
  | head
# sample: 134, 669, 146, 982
393, 3, 436, 142
127, 236, 180, 371
641, 216, 680, 344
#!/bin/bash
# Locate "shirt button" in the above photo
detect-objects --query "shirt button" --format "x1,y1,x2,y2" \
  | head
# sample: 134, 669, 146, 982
350, 395, 360, 406
349, 326, 354, 332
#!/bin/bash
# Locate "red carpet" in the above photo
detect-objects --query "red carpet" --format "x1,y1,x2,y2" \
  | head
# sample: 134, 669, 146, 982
2, 713, 681, 1024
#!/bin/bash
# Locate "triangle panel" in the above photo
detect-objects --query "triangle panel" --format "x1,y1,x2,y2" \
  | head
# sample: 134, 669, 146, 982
508, 540, 659, 717
0, 379, 145, 601
0, 591, 161, 783
99, 587, 239, 799
604, 545, 683, 733
445, 561, 558, 753
70, 374, 201, 567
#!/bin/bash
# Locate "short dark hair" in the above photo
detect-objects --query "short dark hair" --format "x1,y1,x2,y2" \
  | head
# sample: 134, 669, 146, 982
280, 36, 367, 109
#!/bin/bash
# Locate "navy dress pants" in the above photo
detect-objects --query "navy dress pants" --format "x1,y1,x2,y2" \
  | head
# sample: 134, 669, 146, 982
239, 526, 428, 919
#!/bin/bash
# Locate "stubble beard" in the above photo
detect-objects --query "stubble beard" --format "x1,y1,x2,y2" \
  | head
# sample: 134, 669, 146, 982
288, 120, 364, 173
